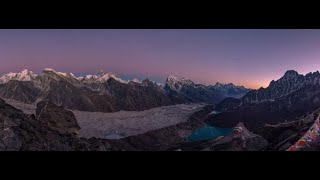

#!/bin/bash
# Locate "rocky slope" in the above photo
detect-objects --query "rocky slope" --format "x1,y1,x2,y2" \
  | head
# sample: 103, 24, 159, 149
208, 70, 320, 132
216, 70, 320, 111
254, 106, 320, 151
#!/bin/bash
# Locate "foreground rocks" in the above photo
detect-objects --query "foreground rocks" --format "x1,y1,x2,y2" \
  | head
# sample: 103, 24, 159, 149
36, 101, 81, 135
255, 108, 320, 151
0, 99, 137, 151
287, 118, 320, 151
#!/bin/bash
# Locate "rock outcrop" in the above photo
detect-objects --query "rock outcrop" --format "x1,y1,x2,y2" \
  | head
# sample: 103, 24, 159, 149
36, 101, 81, 135
256, 107, 320, 151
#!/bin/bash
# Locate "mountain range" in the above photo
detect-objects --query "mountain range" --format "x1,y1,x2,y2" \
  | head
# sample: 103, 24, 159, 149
0, 68, 250, 112
208, 70, 320, 132
165, 75, 250, 104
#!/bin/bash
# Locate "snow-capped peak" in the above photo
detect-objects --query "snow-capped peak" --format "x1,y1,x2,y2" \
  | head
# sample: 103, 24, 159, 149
102, 73, 128, 84
1, 68, 148, 85
167, 75, 178, 81
166, 75, 191, 91
0, 69, 38, 84
43, 68, 56, 72
43, 68, 77, 79
167, 75, 194, 84
130, 78, 142, 83
79, 70, 129, 84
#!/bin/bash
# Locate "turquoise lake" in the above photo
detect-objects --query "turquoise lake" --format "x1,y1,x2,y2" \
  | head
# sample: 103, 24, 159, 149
186, 125, 231, 142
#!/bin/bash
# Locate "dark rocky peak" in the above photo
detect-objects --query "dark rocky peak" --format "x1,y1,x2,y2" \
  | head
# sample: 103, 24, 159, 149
268, 70, 320, 90
212, 83, 224, 89
306, 70, 320, 78
283, 70, 299, 78
214, 82, 246, 89
215, 82, 233, 86
269, 80, 276, 86
141, 78, 155, 87
128, 81, 137, 85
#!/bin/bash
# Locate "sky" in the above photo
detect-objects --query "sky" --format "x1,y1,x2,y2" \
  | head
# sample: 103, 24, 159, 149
1, 29, 320, 89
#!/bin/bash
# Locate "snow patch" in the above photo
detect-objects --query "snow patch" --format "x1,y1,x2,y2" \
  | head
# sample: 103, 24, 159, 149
131, 78, 142, 83
209, 110, 220, 115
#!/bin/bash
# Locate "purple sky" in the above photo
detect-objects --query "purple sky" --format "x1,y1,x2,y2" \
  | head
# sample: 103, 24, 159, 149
1, 29, 320, 89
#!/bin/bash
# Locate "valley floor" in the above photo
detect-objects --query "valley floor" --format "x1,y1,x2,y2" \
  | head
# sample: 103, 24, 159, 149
3, 98, 206, 140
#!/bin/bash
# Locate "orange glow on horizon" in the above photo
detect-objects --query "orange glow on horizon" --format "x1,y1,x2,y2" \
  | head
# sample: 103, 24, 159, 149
243, 81, 270, 90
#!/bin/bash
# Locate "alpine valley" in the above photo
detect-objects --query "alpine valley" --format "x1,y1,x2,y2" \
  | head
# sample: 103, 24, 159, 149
1, 68, 320, 151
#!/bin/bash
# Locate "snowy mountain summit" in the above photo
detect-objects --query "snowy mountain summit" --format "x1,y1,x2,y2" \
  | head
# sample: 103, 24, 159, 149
166, 75, 194, 91
0, 69, 38, 84
0, 68, 143, 85
77, 70, 128, 84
